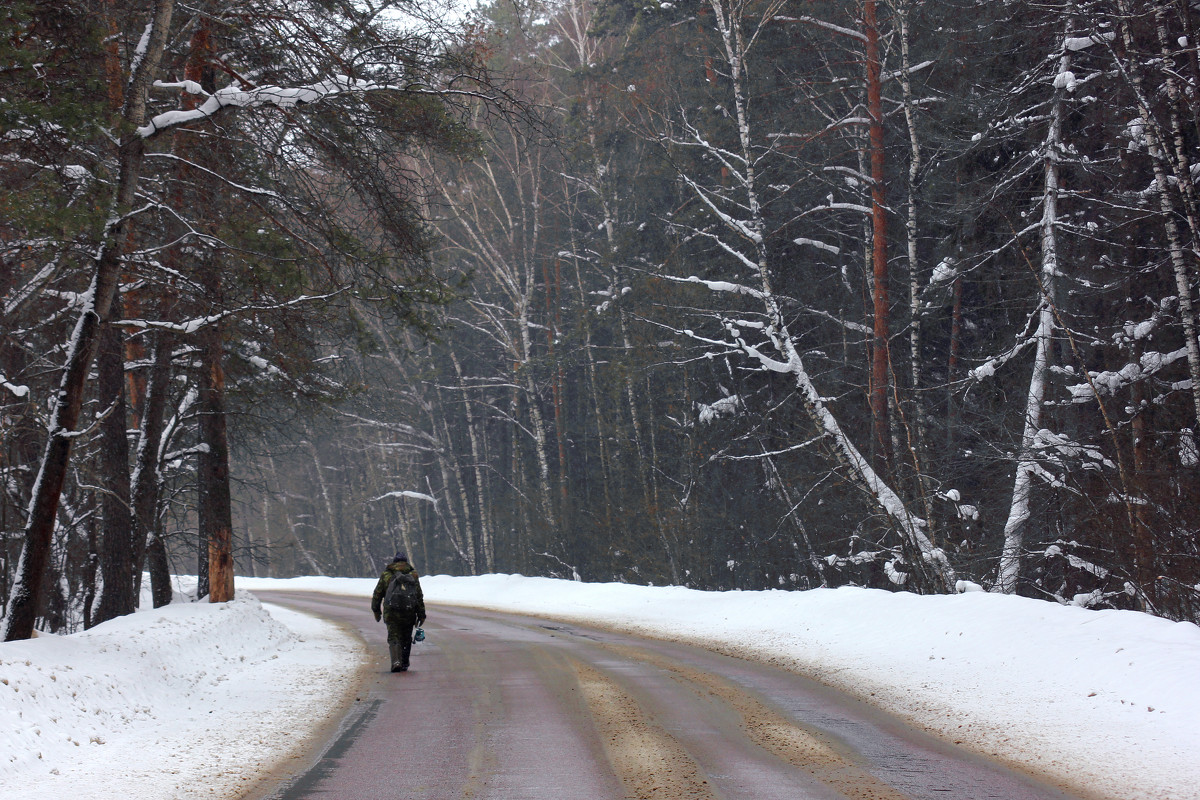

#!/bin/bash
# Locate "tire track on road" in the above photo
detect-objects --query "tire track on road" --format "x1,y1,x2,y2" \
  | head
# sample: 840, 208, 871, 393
572, 659, 720, 800
602, 644, 910, 800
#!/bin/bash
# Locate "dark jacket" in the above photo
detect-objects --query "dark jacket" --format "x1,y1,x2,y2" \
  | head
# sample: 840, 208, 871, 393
371, 559, 426, 623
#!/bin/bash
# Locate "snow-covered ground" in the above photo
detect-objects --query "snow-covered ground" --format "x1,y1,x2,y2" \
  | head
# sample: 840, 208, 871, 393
0, 582, 364, 800
2, 575, 1198, 800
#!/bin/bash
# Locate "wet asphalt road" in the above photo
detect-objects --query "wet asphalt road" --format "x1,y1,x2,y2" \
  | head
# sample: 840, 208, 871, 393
250, 591, 1093, 800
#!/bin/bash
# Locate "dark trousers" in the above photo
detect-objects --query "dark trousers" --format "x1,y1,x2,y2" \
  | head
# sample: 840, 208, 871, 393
384, 612, 414, 665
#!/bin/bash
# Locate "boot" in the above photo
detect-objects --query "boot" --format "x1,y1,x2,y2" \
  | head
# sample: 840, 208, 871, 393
389, 642, 403, 673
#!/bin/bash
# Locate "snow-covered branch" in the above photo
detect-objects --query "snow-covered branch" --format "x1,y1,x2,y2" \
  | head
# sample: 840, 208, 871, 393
370, 490, 438, 505
115, 291, 345, 334
680, 175, 762, 243
659, 273, 766, 300
138, 75, 483, 138
772, 15, 868, 42
1, 374, 30, 399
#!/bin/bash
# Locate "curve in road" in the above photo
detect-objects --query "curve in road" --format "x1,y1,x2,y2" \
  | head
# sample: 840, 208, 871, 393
250, 591, 1098, 800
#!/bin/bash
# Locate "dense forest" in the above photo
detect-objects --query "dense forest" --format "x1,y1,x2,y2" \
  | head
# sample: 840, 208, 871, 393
4, 0, 1200, 639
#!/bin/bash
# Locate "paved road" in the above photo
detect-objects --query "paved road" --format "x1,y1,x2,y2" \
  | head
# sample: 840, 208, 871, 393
251, 591, 1092, 800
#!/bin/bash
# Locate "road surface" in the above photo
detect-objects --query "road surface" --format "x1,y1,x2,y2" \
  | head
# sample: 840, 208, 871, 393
250, 591, 1095, 800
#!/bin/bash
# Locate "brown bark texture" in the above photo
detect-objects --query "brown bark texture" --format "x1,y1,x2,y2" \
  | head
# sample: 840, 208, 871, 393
91, 303, 135, 626
865, 0, 892, 474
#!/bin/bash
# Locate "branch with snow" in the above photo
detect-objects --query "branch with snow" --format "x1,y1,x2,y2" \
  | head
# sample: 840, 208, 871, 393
1, 373, 30, 399
115, 291, 345, 334
680, 175, 763, 244
1064, 348, 1189, 402
138, 75, 484, 139
771, 15, 868, 42
660, 273, 766, 300
370, 490, 438, 505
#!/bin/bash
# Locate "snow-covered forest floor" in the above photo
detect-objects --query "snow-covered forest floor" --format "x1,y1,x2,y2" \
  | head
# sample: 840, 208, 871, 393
1, 575, 1197, 800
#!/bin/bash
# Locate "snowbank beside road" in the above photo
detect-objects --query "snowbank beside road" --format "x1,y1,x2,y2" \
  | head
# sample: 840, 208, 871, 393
0, 590, 363, 800
241, 574, 1200, 800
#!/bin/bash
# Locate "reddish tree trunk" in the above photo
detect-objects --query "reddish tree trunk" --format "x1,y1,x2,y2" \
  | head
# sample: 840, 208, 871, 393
198, 316, 234, 603
865, 0, 892, 473
182, 16, 235, 603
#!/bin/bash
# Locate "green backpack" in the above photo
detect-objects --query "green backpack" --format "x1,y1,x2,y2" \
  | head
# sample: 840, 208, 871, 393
384, 569, 419, 614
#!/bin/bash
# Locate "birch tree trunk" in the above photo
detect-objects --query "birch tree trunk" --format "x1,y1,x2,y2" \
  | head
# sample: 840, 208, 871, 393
433, 393, 477, 572
268, 454, 324, 576
1113, 0, 1200, 428
450, 351, 494, 572
305, 439, 346, 571
993, 28, 1072, 595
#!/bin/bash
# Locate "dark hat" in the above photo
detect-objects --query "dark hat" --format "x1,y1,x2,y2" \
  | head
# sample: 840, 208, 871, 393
393, 551, 408, 562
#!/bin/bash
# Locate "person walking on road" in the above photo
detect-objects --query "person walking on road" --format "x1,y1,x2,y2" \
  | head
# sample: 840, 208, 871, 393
371, 552, 426, 672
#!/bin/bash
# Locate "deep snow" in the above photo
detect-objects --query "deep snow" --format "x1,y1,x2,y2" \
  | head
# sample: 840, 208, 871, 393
2, 574, 1198, 800
0, 583, 363, 800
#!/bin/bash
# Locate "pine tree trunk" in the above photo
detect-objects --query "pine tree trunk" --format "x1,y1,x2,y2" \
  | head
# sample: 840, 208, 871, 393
197, 309, 234, 602
865, 0, 893, 475
2, 0, 175, 641
259, 485, 272, 578
134, 333, 174, 608
91, 307, 135, 625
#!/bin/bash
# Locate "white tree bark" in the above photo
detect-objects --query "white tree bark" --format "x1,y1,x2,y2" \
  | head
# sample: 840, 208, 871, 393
450, 350, 494, 573
994, 27, 1072, 594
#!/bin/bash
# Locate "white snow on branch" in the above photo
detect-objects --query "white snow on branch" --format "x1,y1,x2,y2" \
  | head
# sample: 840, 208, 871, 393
661, 274, 766, 299
1066, 348, 1188, 401
1031, 428, 1116, 472
1, 373, 29, 398
881, 60, 935, 81
3, 258, 61, 317
116, 292, 343, 334
1064, 32, 1116, 51
827, 200, 873, 215
1053, 70, 1078, 92
370, 490, 437, 504
930, 258, 957, 286
680, 175, 762, 243
697, 394, 741, 423
127, 20, 154, 78
139, 76, 436, 138
793, 237, 841, 255
773, 15, 868, 42
824, 550, 881, 566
